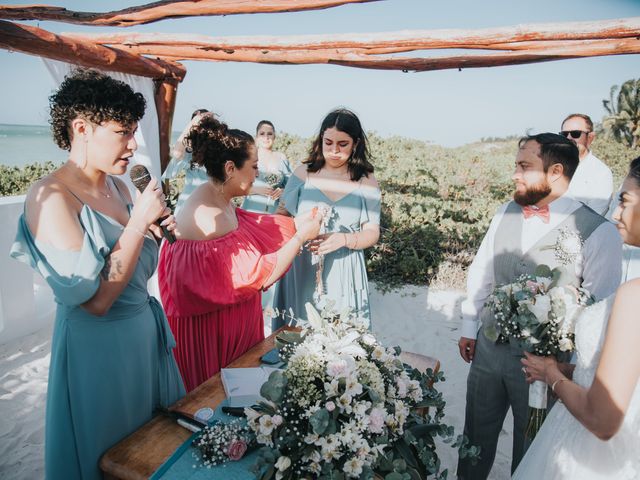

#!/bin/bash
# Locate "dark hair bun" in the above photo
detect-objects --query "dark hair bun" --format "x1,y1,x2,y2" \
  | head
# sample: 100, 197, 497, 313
186, 116, 254, 182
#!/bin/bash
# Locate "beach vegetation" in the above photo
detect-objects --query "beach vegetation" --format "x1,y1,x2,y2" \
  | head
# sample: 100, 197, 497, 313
2, 135, 634, 291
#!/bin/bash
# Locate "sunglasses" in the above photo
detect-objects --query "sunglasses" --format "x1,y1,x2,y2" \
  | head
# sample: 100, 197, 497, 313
559, 130, 590, 139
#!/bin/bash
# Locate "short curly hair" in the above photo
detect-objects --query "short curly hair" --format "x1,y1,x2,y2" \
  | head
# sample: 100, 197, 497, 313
186, 115, 254, 182
49, 69, 146, 150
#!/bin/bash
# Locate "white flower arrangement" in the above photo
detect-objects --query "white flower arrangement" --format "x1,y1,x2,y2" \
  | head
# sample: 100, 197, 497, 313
247, 303, 478, 479
192, 418, 255, 467
485, 264, 595, 441
545, 227, 584, 266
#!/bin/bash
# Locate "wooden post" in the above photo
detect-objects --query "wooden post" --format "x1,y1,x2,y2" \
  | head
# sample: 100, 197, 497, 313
154, 77, 179, 174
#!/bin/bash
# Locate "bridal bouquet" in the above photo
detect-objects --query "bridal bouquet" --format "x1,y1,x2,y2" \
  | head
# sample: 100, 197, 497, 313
246, 303, 478, 479
485, 264, 594, 440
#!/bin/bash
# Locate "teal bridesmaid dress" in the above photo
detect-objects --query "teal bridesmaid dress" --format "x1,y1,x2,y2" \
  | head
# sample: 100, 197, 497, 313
241, 157, 292, 214
10, 187, 185, 480
162, 152, 209, 215
242, 157, 293, 313
272, 173, 381, 329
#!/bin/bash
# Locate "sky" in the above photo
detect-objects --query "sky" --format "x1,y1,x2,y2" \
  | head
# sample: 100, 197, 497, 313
0, 0, 639, 147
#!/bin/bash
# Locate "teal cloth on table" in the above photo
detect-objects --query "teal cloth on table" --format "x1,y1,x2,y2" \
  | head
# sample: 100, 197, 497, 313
10, 195, 185, 480
151, 400, 259, 480
272, 174, 381, 329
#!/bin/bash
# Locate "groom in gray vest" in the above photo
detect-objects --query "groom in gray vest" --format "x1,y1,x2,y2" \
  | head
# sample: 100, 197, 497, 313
456, 133, 622, 479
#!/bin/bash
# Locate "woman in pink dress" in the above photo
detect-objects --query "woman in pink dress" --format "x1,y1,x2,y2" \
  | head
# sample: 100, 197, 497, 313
158, 115, 321, 392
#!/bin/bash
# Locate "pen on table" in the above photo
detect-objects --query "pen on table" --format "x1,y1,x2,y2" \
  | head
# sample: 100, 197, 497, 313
155, 407, 207, 432
177, 418, 201, 433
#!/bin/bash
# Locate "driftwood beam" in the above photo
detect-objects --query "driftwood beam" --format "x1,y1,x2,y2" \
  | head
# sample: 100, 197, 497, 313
101, 37, 640, 68
0, 20, 186, 80
330, 38, 640, 72
63, 16, 640, 51
0, 0, 380, 27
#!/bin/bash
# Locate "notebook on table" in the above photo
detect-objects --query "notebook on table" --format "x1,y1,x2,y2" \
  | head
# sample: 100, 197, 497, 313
220, 366, 280, 407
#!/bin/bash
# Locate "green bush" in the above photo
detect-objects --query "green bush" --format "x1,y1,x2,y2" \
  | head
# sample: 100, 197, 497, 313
0, 161, 59, 196
3, 135, 635, 291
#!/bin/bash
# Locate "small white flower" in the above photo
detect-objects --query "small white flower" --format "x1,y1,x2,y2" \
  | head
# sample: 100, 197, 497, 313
558, 337, 574, 351
343, 456, 364, 478
275, 456, 291, 472
326, 401, 336, 412
259, 415, 276, 435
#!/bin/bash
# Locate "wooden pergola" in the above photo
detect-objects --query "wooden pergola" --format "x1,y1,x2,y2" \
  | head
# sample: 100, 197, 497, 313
1, 0, 639, 171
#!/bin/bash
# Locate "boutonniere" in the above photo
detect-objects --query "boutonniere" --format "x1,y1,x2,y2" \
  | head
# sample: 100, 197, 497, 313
542, 227, 583, 265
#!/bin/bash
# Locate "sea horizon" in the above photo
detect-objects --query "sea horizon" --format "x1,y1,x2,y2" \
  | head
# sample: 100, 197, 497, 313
0, 123, 182, 168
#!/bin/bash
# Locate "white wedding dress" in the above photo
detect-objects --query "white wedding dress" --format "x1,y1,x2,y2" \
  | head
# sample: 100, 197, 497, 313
513, 295, 640, 479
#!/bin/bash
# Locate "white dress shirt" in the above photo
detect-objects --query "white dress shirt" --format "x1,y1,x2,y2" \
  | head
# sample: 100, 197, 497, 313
566, 152, 613, 215
460, 194, 622, 339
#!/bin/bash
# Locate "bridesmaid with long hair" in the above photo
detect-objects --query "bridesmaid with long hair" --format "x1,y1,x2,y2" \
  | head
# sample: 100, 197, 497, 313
273, 108, 381, 328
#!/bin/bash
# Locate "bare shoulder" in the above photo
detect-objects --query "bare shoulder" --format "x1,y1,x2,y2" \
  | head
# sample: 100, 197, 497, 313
609, 280, 640, 330
361, 173, 379, 189
25, 175, 84, 250
292, 164, 307, 180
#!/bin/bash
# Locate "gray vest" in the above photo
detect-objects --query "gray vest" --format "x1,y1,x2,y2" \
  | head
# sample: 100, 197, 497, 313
495, 201, 605, 284
482, 201, 605, 342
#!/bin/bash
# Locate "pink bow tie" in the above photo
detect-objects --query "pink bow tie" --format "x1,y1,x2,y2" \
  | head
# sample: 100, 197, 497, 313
522, 205, 550, 223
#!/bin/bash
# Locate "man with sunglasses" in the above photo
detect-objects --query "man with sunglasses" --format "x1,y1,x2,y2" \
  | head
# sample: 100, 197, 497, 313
457, 133, 622, 480
560, 113, 613, 215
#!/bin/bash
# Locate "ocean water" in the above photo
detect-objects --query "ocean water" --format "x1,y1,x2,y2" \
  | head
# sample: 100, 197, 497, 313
0, 124, 68, 167
0, 124, 180, 168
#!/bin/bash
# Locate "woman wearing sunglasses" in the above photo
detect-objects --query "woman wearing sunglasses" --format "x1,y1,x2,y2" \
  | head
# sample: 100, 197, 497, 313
561, 113, 613, 215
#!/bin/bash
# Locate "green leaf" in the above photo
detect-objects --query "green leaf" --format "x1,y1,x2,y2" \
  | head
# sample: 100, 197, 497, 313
534, 264, 552, 278
310, 408, 330, 435
260, 370, 287, 403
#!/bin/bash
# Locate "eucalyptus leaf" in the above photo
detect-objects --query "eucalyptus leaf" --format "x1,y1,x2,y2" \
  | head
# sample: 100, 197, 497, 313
310, 408, 330, 435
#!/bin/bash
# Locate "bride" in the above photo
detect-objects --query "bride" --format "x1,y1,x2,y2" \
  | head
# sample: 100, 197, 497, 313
512, 157, 640, 479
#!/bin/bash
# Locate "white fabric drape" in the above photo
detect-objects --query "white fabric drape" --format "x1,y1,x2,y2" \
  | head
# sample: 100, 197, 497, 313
42, 59, 162, 194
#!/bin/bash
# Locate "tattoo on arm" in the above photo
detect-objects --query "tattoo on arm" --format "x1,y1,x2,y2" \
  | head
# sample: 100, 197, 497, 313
101, 255, 124, 281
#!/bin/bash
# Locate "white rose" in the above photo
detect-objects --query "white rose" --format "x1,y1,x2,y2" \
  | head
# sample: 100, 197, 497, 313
275, 456, 291, 472
527, 294, 551, 323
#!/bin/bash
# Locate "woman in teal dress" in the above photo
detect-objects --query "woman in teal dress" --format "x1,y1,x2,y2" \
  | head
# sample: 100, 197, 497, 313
273, 109, 381, 328
242, 120, 293, 213
162, 109, 210, 215
10, 69, 185, 480
242, 120, 293, 314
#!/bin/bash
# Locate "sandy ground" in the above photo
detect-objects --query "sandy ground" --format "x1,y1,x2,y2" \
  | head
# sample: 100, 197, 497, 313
0, 285, 513, 479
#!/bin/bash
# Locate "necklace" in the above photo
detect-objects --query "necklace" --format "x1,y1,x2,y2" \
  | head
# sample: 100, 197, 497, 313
53, 170, 112, 199
99, 180, 112, 199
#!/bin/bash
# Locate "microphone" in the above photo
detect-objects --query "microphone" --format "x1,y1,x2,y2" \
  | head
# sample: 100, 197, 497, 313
129, 165, 176, 244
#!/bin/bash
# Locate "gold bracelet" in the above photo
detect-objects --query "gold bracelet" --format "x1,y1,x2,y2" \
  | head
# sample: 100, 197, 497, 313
353, 232, 359, 250
551, 378, 569, 394
124, 225, 146, 238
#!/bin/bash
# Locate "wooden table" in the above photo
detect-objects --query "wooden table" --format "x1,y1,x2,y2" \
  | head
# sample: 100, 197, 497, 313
100, 328, 439, 479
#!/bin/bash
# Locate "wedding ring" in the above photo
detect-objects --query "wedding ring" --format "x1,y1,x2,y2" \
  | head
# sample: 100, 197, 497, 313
522, 367, 528, 375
